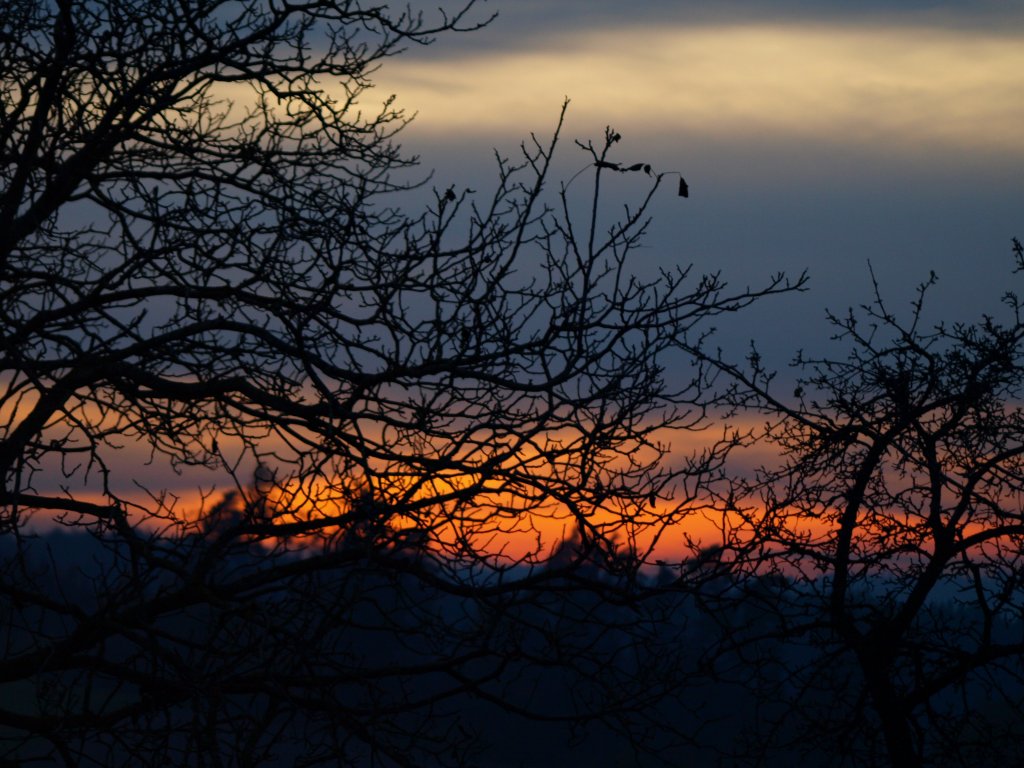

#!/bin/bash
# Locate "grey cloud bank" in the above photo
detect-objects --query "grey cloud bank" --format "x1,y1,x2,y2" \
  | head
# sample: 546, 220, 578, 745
405, 0, 1024, 59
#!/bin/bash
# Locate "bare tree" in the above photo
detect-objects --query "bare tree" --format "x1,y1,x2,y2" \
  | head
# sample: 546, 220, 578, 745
0, 1, 801, 764
704, 250, 1024, 767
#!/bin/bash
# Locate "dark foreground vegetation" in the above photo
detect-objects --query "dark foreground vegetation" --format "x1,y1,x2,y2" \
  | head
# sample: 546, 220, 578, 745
4, 517, 1024, 767
3, 1, 1024, 765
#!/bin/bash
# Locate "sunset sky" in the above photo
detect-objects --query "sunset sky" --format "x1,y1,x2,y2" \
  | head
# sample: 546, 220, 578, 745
46, 0, 1024, 522
379, 0, 1024, 367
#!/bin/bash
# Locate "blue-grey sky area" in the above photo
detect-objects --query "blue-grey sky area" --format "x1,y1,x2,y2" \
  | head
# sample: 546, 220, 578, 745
374, 0, 1024, 371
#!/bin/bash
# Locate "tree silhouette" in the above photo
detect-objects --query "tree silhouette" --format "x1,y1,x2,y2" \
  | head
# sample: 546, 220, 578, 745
0, 1, 801, 763
703, 255, 1024, 767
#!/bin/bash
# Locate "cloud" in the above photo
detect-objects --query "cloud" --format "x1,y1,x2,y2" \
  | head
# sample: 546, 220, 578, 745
374, 22, 1024, 157
428, 1, 1024, 56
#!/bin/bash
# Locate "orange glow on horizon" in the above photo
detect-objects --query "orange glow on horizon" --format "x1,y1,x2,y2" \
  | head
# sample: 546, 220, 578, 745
9, 406, 786, 566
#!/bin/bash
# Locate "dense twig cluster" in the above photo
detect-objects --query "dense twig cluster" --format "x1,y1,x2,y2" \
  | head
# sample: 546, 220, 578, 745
0, 2, 801, 764
702, 260, 1024, 767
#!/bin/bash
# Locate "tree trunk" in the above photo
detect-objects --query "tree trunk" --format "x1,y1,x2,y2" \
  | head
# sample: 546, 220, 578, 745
860, 653, 920, 768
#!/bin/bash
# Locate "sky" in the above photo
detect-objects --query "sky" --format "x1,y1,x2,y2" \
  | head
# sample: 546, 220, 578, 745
376, 0, 1024, 370
33, 0, 1024, 535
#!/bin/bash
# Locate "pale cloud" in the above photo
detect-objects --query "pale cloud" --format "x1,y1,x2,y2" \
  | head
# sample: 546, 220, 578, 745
372, 23, 1024, 156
